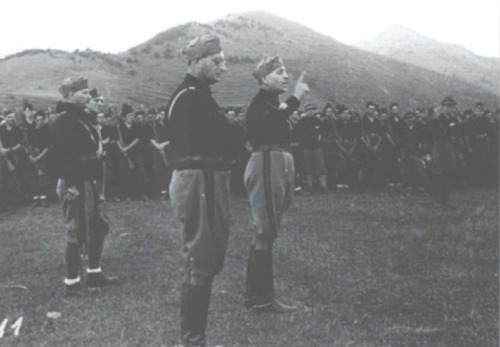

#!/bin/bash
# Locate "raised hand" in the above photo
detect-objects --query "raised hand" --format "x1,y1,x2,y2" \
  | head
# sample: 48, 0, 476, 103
293, 71, 309, 101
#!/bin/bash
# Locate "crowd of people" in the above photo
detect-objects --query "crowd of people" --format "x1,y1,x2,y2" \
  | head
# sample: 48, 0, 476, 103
1, 33, 498, 347
0, 92, 497, 211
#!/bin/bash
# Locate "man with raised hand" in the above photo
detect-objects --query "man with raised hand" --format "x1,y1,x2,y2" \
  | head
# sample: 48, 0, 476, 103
166, 35, 241, 347
244, 56, 309, 313
52, 77, 118, 296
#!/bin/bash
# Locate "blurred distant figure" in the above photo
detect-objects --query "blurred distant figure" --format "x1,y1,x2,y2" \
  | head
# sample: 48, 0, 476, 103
428, 96, 458, 206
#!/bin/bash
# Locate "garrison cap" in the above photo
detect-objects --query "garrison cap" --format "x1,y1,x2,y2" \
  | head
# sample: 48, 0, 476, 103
441, 96, 457, 106
59, 77, 88, 98
253, 56, 284, 81
181, 34, 222, 62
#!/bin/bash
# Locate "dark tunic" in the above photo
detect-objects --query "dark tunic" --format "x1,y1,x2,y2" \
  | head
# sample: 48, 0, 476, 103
166, 74, 240, 169
52, 102, 101, 186
245, 88, 300, 147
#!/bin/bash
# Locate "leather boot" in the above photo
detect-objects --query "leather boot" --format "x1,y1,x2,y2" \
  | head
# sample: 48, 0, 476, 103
243, 246, 258, 307
65, 242, 80, 280
251, 250, 296, 314
253, 250, 274, 305
65, 242, 82, 296
180, 283, 212, 347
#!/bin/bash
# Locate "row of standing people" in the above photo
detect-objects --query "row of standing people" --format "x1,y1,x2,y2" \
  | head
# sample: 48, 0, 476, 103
287, 98, 499, 202
1, 94, 498, 211
1, 33, 498, 347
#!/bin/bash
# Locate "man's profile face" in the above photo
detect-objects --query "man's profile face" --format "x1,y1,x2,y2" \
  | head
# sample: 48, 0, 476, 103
88, 97, 104, 113
69, 88, 92, 108
196, 52, 227, 84
262, 66, 289, 94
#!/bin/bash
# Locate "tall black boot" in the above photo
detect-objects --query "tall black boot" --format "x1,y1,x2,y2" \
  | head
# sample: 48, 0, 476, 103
86, 235, 119, 288
243, 246, 258, 307
181, 283, 212, 347
65, 242, 80, 280
88, 235, 104, 270
252, 250, 296, 314
253, 250, 274, 305
65, 242, 82, 296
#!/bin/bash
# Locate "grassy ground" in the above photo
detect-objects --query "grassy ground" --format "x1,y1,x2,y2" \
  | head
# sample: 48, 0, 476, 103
0, 189, 498, 346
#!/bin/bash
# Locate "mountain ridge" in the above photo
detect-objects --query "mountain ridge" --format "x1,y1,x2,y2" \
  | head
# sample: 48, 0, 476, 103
355, 25, 500, 95
0, 12, 498, 112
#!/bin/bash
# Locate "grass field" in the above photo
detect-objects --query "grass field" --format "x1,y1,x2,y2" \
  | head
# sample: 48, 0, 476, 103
0, 189, 498, 346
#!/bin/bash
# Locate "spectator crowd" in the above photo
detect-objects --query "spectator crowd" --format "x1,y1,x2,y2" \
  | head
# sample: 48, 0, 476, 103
0, 95, 498, 212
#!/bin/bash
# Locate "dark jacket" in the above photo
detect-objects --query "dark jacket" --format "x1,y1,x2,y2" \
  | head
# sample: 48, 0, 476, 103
166, 74, 241, 169
51, 102, 101, 185
245, 88, 300, 147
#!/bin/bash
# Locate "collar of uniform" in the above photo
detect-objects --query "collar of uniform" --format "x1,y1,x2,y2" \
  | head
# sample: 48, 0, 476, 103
257, 88, 280, 105
184, 74, 211, 94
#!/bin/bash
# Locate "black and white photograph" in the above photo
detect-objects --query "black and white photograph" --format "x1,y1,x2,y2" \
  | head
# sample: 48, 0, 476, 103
0, 0, 498, 346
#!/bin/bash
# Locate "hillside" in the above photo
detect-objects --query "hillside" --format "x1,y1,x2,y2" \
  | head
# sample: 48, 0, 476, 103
356, 26, 500, 95
0, 12, 498, 112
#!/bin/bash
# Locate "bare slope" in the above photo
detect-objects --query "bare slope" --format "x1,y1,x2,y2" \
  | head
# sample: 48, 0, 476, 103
0, 13, 498, 111
356, 25, 500, 95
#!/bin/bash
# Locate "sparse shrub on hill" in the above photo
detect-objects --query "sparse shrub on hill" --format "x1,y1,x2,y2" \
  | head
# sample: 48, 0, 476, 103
163, 46, 174, 59
126, 57, 139, 64
128, 69, 137, 76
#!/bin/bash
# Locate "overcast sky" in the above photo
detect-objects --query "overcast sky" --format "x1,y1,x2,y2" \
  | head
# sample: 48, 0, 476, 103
0, 0, 498, 58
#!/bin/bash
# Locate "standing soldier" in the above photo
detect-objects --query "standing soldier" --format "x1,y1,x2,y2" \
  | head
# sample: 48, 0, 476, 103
52, 77, 119, 296
117, 110, 141, 200
428, 96, 458, 206
295, 104, 329, 193
384, 103, 405, 186
244, 56, 309, 313
26, 110, 52, 206
360, 101, 384, 190
149, 107, 171, 200
0, 109, 31, 204
166, 35, 241, 347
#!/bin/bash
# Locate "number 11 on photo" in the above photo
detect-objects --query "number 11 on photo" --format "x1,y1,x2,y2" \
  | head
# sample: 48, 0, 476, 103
0, 317, 23, 338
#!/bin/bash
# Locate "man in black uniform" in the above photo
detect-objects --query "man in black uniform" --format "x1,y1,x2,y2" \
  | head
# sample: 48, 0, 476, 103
26, 110, 51, 206
428, 96, 458, 206
52, 77, 118, 296
244, 56, 309, 313
0, 110, 31, 205
166, 35, 241, 347
149, 108, 171, 200
360, 101, 384, 190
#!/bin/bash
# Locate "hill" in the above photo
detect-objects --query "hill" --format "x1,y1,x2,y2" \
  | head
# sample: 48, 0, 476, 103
355, 25, 500, 96
0, 12, 498, 112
